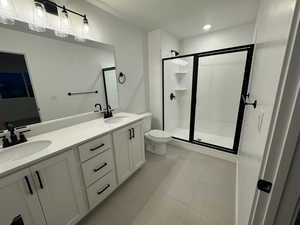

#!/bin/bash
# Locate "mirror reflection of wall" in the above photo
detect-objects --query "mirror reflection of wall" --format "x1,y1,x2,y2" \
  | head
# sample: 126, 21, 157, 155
0, 26, 119, 128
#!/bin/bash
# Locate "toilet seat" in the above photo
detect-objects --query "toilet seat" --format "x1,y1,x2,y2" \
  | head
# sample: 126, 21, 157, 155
145, 129, 172, 143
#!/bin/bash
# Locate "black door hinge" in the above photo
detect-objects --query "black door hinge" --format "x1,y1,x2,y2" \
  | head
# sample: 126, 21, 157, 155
257, 179, 272, 193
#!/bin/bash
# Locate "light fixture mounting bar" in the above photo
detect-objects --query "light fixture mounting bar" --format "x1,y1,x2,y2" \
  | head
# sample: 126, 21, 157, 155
35, 0, 86, 18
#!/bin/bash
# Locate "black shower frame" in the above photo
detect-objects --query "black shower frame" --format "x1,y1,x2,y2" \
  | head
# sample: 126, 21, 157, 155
162, 44, 254, 154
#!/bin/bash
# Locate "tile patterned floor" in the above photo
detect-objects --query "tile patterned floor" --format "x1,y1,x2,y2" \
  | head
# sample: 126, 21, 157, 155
78, 146, 236, 225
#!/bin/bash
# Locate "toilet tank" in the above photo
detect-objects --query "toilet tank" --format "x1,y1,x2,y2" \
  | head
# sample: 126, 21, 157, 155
140, 113, 152, 133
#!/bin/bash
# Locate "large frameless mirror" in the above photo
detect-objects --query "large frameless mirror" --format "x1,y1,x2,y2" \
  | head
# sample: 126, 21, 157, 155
0, 23, 119, 130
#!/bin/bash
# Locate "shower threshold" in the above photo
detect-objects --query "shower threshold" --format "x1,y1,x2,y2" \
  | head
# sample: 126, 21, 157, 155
170, 128, 234, 149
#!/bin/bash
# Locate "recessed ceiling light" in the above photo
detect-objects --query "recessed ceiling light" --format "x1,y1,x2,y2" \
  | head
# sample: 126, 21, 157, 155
203, 24, 212, 31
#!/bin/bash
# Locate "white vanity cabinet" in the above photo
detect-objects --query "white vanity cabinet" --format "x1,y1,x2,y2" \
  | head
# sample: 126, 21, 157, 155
0, 150, 85, 225
30, 151, 85, 225
0, 168, 47, 225
0, 116, 146, 225
113, 121, 145, 184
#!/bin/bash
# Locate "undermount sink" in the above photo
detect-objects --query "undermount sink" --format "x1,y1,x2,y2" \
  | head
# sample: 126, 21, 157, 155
104, 116, 128, 124
0, 140, 52, 164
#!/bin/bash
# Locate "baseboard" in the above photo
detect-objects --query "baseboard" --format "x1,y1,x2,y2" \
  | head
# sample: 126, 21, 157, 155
169, 138, 238, 163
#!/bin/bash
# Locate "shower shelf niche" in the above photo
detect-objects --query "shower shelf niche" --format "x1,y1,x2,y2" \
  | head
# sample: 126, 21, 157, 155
174, 88, 187, 92
174, 72, 188, 77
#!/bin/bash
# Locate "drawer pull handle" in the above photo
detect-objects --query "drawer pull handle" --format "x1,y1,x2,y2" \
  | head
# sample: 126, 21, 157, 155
90, 143, 105, 151
97, 184, 110, 195
93, 162, 108, 172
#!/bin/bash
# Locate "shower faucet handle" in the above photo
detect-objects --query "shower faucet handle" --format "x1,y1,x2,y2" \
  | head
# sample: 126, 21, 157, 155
170, 93, 176, 101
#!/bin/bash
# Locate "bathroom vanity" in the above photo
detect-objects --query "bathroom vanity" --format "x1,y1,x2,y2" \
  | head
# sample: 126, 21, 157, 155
0, 18, 147, 225
0, 113, 146, 225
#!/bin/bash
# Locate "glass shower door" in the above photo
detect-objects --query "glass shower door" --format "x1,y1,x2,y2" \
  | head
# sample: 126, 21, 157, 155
162, 45, 254, 154
192, 50, 249, 151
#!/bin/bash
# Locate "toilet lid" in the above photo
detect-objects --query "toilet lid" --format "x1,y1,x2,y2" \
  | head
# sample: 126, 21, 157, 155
148, 130, 171, 138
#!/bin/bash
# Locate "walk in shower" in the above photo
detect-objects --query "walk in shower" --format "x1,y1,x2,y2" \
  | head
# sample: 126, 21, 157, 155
162, 45, 254, 153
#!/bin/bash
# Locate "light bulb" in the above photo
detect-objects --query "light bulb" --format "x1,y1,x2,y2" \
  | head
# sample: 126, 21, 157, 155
82, 15, 89, 34
63, 17, 69, 26
75, 15, 89, 42
83, 23, 89, 34
28, 1, 47, 32
54, 6, 70, 38
37, 6, 44, 17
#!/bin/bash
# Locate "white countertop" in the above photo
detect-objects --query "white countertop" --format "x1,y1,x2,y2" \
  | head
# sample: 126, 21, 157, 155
0, 112, 145, 178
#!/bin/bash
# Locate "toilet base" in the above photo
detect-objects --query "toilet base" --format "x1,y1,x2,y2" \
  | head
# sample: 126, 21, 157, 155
145, 140, 167, 155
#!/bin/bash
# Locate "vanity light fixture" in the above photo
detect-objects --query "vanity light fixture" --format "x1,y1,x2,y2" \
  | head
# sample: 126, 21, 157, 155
203, 24, 212, 31
0, 0, 16, 25
27, 0, 90, 40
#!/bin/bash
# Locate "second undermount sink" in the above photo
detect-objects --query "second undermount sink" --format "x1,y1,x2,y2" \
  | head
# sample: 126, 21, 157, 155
0, 140, 52, 164
104, 116, 128, 124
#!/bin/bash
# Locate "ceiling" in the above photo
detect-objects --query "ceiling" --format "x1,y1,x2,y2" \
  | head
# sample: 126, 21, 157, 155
86, 0, 260, 39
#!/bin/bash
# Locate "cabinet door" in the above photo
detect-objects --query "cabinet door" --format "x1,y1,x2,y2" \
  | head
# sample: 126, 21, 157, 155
0, 168, 46, 225
113, 126, 132, 184
30, 150, 85, 225
130, 123, 145, 171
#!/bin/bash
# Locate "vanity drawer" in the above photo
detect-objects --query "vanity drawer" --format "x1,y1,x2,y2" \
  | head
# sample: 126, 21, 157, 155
82, 149, 114, 186
87, 171, 116, 209
78, 134, 112, 162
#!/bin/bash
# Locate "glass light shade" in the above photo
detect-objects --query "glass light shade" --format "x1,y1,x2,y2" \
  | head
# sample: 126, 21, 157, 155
55, 9, 70, 38
28, 1, 47, 32
0, 0, 16, 25
74, 16, 89, 42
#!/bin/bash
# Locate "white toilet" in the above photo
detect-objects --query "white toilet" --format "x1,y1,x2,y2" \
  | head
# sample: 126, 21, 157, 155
141, 113, 172, 155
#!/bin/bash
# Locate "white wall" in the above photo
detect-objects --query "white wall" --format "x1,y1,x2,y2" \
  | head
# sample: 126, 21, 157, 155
237, 0, 296, 224
181, 23, 255, 54
9, 0, 149, 114
148, 29, 180, 129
